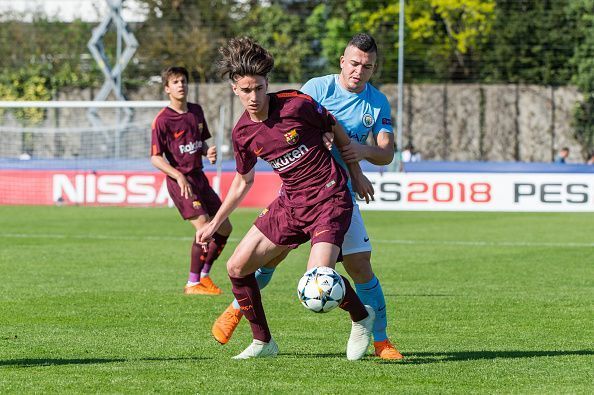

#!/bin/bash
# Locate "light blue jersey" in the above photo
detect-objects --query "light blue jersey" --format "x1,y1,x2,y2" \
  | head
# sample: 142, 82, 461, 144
301, 74, 394, 199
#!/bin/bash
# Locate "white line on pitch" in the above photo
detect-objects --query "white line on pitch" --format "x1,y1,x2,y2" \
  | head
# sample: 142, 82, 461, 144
0, 233, 592, 248
375, 239, 594, 248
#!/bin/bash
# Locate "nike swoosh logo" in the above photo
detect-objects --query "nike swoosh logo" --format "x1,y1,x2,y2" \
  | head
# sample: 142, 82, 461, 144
237, 297, 249, 303
174, 130, 185, 139
363, 237, 369, 242
314, 229, 329, 237
254, 147, 263, 155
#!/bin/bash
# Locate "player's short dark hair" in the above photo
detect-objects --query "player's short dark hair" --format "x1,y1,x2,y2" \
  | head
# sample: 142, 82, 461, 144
218, 37, 274, 82
161, 67, 189, 88
347, 33, 378, 55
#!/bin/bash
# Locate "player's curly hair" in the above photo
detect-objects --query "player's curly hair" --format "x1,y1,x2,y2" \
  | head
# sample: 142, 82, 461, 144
218, 37, 274, 82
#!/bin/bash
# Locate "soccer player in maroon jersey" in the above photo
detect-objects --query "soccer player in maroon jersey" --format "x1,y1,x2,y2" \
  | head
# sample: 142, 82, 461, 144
151, 66, 232, 295
196, 37, 375, 360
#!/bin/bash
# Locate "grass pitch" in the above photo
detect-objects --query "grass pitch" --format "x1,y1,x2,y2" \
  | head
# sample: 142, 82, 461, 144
1, 206, 592, 393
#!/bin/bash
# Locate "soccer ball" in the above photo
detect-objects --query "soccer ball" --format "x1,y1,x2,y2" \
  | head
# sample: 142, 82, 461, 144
297, 266, 345, 313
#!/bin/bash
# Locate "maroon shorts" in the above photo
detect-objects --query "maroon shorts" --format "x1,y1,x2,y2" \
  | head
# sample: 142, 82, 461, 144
166, 171, 222, 220
254, 189, 353, 249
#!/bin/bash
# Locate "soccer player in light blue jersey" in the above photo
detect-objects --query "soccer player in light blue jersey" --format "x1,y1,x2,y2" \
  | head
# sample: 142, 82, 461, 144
211, 33, 402, 360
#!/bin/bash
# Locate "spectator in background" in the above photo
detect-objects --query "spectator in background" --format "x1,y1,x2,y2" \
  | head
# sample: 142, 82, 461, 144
554, 147, 569, 164
587, 152, 594, 165
401, 142, 421, 162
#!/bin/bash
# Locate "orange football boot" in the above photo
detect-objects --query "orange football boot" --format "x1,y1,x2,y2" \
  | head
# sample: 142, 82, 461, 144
374, 339, 404, 360
199, 276, 222, 295
212, 303, 243, 344
183, 277, 222, 295
183, 283, 209, 295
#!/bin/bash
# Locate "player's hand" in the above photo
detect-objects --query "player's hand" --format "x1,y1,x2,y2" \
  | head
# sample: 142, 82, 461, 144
339, 139, 366, 163
196, 222, 216, 246
351, 173, 375, 204
322, 131, 334, 150
206, 146, 217, 164
176, 174, 192, 199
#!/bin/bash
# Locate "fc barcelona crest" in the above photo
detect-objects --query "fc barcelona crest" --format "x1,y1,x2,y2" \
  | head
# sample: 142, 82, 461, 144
284, 129, 300, 145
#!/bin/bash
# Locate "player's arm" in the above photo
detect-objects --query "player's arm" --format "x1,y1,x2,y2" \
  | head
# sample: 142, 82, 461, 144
202, 141, 217, 164
369, 131, 395, 165
196, 169, 255, 243
332, 123, 375, 203
150, 154, 192, 199
339, 131, 394, 165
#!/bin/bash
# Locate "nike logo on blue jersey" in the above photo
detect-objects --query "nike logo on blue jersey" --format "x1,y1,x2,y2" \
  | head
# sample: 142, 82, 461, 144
363, 237, 369, 242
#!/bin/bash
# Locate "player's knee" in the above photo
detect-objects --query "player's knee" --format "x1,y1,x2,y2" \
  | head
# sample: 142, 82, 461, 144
343, 254, 373, 283
226, 248, 241, 276
226, 260, 244, 278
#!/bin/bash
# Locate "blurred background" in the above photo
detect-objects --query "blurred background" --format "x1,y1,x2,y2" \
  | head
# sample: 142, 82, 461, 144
0, 0, 593, 164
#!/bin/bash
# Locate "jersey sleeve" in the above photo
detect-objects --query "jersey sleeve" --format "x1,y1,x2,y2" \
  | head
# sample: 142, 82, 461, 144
300, 78, 323, 102
201, 118, 212, 141
300, 96, 336, 134
196, 105, 212, 141
232, 130, 257, 175
374, 96, 394, 137
150, 113, 167, 156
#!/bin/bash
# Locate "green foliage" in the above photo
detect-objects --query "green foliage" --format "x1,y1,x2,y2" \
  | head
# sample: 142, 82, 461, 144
567, 0, 594, 156
480, 0, 577, 85
405, 0, 495, 80
134, 0, 237, 82
0, 11, 98, 121
0, 66, 51, 124
235, 4, 311, 82
304, 0, 495, 83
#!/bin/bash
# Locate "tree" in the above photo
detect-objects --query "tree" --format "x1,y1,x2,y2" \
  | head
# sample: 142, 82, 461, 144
567, 0, 594, 157
235, 4, 311, 82
0, 12, 98, 94
304, 0, 495, 83
134, 0, 238, 82
480, 0, 577, 85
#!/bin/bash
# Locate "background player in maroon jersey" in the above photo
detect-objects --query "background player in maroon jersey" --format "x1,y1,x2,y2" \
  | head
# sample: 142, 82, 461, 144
196, 37, 375, 360
151, 66, 232, 295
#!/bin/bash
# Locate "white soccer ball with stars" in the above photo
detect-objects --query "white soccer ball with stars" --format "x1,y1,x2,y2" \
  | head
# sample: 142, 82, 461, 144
297, 266, 346, 313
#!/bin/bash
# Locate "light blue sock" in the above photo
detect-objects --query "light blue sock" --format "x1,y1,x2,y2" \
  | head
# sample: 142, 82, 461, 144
231, 267, 276, 309
355, 275, 388, 342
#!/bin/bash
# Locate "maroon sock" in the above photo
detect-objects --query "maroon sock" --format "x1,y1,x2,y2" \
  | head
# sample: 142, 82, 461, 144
339, 275, 369, 322
200, 232, 229, 275
229, 273, 271, 342
189, 241, 205, 281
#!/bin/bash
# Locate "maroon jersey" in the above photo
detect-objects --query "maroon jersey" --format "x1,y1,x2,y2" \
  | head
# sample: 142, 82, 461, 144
232, 90, 348, 207
151, 102, 212, 174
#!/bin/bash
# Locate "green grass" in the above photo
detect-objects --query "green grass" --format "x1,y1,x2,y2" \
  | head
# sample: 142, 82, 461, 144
1, 206, 592, 393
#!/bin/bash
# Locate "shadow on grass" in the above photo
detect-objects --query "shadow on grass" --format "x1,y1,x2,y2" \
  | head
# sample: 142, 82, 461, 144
5, 351, 591, 365
378, 350, 594, 364
0, 356, 208, 368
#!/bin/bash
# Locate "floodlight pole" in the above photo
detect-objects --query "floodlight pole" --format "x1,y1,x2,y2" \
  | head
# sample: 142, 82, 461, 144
395, 0, 405, 171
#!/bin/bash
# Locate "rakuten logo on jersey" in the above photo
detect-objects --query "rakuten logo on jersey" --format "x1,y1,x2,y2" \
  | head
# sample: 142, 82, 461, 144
179, 140, 202, 154
269, 144, 309, 172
